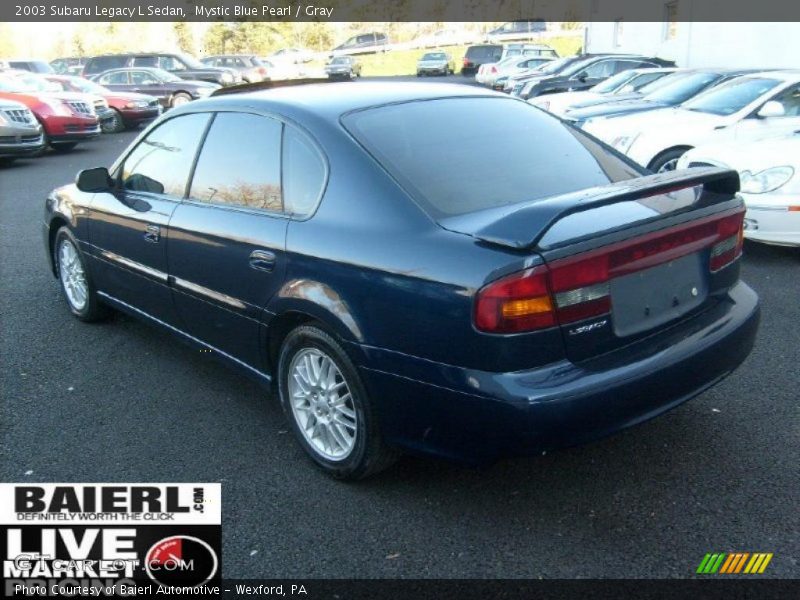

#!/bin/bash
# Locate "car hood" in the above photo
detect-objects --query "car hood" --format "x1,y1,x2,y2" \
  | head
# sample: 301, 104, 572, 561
567, 98, 670, 121
585, 107, 724, 141
680, 133, 800, 171
418, 60, 448, 66
104, 91, 157, 102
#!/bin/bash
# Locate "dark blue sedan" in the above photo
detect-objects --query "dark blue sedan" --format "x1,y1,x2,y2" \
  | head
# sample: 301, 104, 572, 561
43, 82, 760, 479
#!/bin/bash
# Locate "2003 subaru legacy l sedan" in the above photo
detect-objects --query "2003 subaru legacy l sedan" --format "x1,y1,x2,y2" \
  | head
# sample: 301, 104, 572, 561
43, 82, 760, 479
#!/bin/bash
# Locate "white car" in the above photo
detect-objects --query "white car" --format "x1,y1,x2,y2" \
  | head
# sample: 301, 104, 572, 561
476, 56, 552, 88
530, 68, 677, 116
584, 71, 800, 172
268, 48, 314, 64
677, 134, 800, 247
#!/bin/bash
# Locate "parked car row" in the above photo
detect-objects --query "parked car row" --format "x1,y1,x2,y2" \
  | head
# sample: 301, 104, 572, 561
525, 63, 800, 246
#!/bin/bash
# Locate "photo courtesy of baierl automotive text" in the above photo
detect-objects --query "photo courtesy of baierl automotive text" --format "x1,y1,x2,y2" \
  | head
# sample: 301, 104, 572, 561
0, 0, 798, 598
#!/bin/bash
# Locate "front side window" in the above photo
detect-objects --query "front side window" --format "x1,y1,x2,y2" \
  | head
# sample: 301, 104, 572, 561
283, 125, 326, 217
130, 71, 158, 85
190, 112, 283, 212
767, 84, 800, 117
121, 113, 210, 197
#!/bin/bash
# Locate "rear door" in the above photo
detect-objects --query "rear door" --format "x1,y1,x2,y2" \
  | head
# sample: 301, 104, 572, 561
167, 111, 289, 367
89, 112, 211, 324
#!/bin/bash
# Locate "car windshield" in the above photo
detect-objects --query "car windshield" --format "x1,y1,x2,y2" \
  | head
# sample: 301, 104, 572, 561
560, 57, 604, 77
537, 57, 573, 74
343, 97, 640, 218
422, 53, 446, 60
591, 70, 638, 93
149, 69, 181, 82
643, 72, 722, 104
176, 53, 204, 69
681, 77, 783, 115
330, 57, 350, 65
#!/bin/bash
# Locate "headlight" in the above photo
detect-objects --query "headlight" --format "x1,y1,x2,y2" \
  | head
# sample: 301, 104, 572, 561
739, 166, 795, 194
125, 101, 150, 109
0, 113, 7, 125
221, 72, 233, 83
610, 134, 640, 153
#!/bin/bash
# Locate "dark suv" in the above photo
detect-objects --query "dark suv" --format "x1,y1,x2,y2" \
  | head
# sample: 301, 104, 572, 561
6, 59, 54, 74
461, 44, 503, 75
82, 53, 241, 86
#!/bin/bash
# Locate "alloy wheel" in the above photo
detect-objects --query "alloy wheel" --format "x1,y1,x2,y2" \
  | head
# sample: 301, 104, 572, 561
58, 239, 88, 311
288, 348, 357, 461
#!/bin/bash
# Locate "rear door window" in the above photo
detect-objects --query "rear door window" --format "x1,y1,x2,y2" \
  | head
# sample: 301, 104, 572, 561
189, 112, 283, 212
343, 97, 640, 218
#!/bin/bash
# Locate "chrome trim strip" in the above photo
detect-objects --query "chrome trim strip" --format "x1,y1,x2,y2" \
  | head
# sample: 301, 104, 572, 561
173, 276, 247, 310
100, 250, 168, 283
96, 291, 271, 382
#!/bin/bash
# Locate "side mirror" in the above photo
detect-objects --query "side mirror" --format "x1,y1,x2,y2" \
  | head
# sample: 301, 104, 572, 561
575, 71, 588, 82
75, 167, 113, 193
757, 100, 785, 118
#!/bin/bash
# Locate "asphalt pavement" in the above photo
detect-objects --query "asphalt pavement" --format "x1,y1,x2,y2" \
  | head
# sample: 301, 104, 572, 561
1, 78, 798, 578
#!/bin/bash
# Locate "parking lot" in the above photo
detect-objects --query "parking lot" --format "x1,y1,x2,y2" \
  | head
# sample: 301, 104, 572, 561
1, 77, 798, 579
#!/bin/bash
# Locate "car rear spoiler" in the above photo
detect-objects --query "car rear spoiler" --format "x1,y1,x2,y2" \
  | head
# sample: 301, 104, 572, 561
438, 167, 741, 250
211, 78, 335, 97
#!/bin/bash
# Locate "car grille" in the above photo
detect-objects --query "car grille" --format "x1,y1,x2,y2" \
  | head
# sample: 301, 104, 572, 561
67, 101, 94, 116
2, 108, 36, 125
0, 134, 41, 143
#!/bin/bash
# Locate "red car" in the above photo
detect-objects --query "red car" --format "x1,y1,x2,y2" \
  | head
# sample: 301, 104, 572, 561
45, 74, 161, 133
0, 72, 99, 151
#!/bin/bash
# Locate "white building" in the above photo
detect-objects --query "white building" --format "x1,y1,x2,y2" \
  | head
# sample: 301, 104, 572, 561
585, 17, 800, 69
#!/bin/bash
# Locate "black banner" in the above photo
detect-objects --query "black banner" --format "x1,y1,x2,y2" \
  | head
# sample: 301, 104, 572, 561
3, 0, 800, 23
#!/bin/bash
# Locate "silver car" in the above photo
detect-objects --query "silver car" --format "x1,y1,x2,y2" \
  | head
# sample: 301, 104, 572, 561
416, 52, 455, 77
0, 98, 44, 163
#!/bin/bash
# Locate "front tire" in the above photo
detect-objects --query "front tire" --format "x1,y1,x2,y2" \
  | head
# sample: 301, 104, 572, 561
650, 147, 691, 173
101, 108, 125, 134
170, 92, 192, 108
53, 227, 109, 322
278, 324, 398, 480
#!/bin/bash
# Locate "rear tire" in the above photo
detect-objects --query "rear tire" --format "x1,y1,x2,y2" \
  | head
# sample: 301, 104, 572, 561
53, 227, 110, 322
278, 324, 399, 480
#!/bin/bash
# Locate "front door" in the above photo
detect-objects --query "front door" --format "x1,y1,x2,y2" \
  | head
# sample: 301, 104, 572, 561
88, 112, 211, 324
168, 112, 289, 368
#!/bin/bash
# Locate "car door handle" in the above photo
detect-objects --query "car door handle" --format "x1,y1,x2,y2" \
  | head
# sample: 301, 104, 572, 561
144, 224, 160, 243
249, 249, 276, 272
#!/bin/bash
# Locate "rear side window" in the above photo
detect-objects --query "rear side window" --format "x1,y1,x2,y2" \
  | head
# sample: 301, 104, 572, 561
121, 113, 210, 197
343, 97, 640, 218
190, 112, 283, 212
283, 126, 326, 217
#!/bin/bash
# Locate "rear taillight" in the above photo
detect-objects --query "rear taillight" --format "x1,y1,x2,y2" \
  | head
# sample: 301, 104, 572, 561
710, 212, 745, 272
474, 266, 555, 333
475, 208, 745, 334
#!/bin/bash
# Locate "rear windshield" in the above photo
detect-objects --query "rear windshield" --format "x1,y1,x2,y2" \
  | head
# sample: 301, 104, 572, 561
465, 45, 502, 59
343, 97, 641, 218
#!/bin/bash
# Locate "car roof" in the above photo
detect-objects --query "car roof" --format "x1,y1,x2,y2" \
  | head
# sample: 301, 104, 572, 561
198, 82, 501, 121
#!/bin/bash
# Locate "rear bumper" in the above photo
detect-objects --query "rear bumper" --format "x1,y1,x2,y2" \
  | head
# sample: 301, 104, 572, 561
355, 281, 760, 463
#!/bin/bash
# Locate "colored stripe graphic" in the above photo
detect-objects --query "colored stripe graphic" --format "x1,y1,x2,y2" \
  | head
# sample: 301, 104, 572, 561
701, 552, 774, 574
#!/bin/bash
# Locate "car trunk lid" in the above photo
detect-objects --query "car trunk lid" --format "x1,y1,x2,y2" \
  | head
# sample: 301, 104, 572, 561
450, 167, 746, 362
